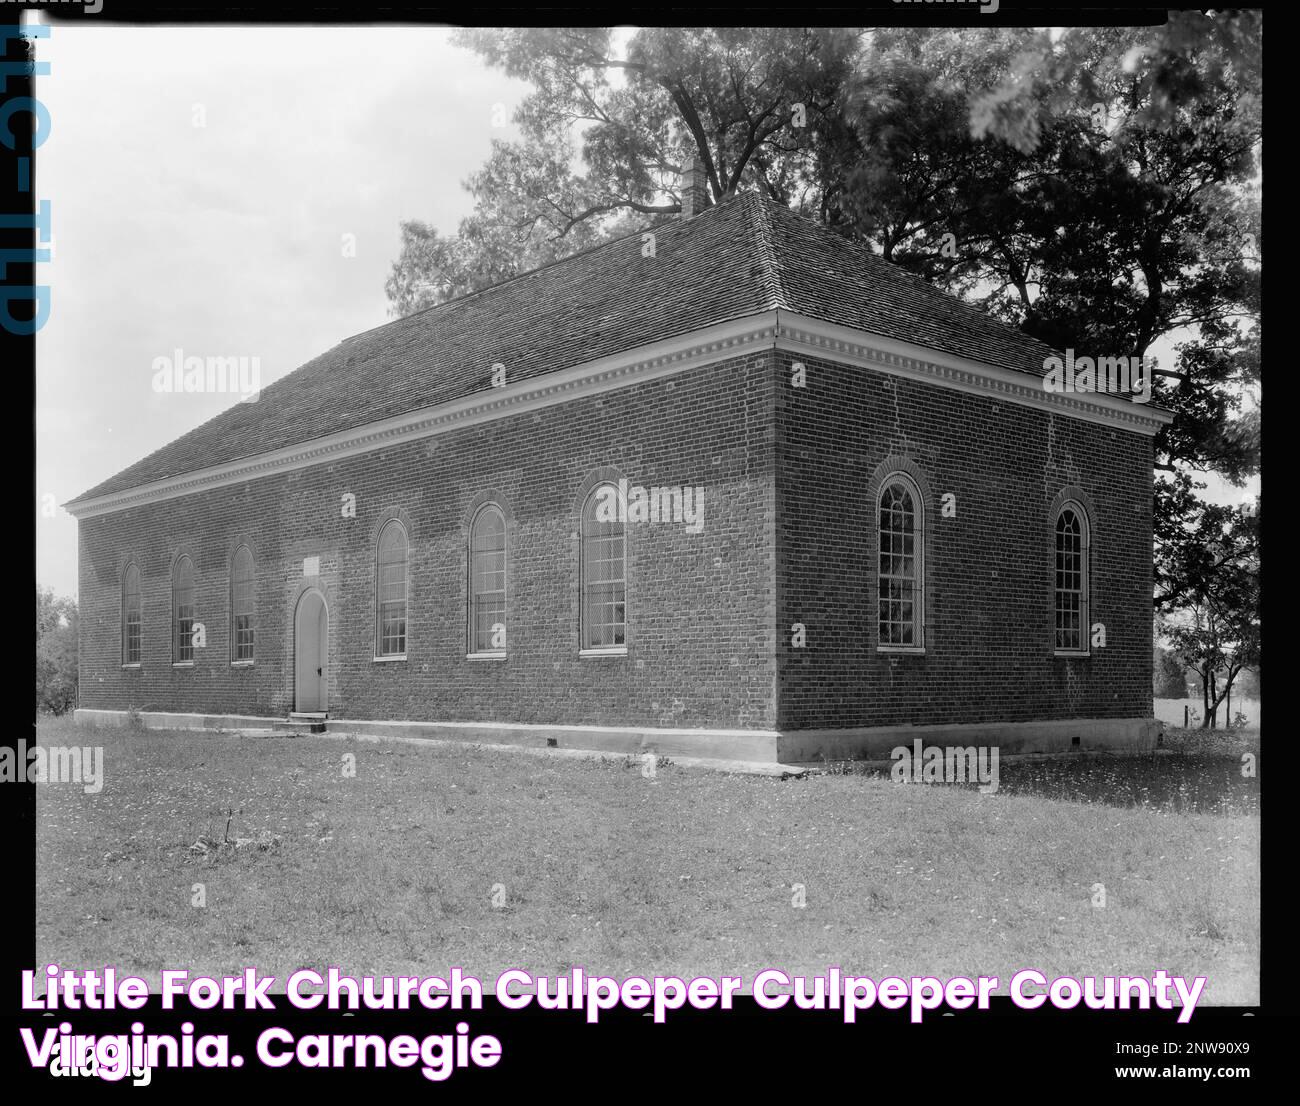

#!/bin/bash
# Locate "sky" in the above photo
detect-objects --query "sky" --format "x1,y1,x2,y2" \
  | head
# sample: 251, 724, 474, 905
33, 21, 1257, 600
35, 22, 528, 597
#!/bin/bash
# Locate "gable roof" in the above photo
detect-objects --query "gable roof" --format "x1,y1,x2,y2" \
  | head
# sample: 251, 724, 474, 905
71, 191, 1068, 506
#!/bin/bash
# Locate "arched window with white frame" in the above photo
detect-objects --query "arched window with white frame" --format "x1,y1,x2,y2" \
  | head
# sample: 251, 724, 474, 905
469, 504, 507, 655
230, 545, 255, 663
122, 562, 142, 665
580, 482, 626, 652
1054, 503, 1089, 654
172, 555, 195, 663
877, 473, 924, 649
376, 520, 409, 658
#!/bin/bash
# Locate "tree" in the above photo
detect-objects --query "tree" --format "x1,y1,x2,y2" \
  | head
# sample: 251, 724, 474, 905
386, 27, 862, 314
843, 18, 1261, 488
1153, 645, 1188, 699
1161, 506, 1259, 727
36, 588, 78, 715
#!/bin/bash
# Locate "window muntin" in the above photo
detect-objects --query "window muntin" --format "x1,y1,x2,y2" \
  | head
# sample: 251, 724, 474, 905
122, 563, 141, 665
581, 483, 626, 651
172, 555, 195, 663
1054, 504, 1089, 653
878, 475, 923, 649
231, 546, 255, 663
469, 505, 507, 654
376, 520, 408, 657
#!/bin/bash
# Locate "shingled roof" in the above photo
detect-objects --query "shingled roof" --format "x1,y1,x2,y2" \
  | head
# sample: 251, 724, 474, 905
71, 190, 1064, 504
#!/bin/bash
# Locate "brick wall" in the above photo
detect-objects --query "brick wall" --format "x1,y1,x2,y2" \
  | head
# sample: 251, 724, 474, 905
77, 351, 778, 729
774, 350, 1154, 730
77, 342, 1157, 736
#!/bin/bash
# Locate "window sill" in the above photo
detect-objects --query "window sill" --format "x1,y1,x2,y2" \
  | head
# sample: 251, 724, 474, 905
373, 654, 407, 663
580, 647, 628, 658
121, 663, 141, 670
466, 652, 507, 661
231, 660, 254, 667
1054, 650, 1091, 659
172, 662, 194, 668
877, 646, 926, 655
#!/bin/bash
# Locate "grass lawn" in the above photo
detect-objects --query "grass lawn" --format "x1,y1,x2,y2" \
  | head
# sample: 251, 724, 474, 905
35, 717, 1259, 1003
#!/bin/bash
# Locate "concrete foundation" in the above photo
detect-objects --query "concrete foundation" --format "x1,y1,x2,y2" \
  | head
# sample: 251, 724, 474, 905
75, 709, 1161, 765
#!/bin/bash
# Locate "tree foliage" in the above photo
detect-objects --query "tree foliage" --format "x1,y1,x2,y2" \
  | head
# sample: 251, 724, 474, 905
1153, 644, 1188, 699
386, 27, 861, 315
37, 588, 78, 716
1160, 503, 1259, 726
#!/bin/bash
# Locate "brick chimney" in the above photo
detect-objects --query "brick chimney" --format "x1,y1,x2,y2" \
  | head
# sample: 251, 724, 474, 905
681, 155, 711, 219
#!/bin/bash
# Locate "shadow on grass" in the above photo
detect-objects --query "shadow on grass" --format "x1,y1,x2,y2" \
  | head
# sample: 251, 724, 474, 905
834, 728, 1260, 816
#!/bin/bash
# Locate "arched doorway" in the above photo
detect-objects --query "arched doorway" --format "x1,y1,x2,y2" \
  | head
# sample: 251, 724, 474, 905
293, 589, 328, 713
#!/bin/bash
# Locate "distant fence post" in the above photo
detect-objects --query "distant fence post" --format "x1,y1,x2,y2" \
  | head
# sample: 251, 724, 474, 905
1184, 704, 1189, 727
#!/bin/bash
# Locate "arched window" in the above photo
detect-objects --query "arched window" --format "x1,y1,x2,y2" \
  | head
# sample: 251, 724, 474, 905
376, 520, 408, 657
581, 482, 626, 651
122, 563, 141, 665
172, 555, 195, 663
469, 505, 507, 654
230, 545, 255, 663
878, 474, 924, 649
1054, 503, 1089, 653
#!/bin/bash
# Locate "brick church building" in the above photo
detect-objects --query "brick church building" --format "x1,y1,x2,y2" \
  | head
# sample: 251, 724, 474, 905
68, 182, 1170, 764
